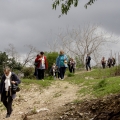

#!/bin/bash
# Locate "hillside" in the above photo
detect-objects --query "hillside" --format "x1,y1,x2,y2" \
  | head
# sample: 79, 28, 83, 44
0, 68, 120, 120
0, 81, 82, 120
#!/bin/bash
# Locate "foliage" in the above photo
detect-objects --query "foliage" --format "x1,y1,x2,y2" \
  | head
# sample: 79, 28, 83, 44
45, 52, 58, 73
84, 0, 96, 9
0, 51, 23, 76
0, 52, 9, 75
75, 56, 84, 68
8, 58, 23, 71
22, 67, 35, 79
52, 0, 96, 15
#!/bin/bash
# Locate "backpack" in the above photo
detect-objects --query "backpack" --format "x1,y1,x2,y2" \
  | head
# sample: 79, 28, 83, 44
34, 62, 39, 66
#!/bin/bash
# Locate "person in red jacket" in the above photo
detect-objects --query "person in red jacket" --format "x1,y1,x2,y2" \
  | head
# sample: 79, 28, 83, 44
35, 51, 48, 80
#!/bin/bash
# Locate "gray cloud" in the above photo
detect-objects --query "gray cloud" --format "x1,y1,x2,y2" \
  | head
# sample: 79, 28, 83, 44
0, 0, 120, 55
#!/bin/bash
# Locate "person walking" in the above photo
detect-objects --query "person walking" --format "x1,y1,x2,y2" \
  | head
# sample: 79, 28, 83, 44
35, 51, 48, 80
34, 54, 40, 79
56, 50, 68, 80
85, 54, 91, 71
101, 57, 106, 69
0, 67, 21, 118
68, 58, 76, 73
112, 57, 116, 67
50, 63, 56, 78
107, 58, 112, 68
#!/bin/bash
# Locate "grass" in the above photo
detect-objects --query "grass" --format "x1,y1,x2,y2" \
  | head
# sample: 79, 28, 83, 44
93, 77, 120, 97
65, 67, 120, 98
21, 78, 53, 88
20, 66, 120, 99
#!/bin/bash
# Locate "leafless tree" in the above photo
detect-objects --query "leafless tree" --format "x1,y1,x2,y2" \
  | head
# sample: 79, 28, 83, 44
22, 45, 38, 67
46, 39, 59, 52
5, 43, 19, 62
5, 44, 40, 67
57, 24, 116, 66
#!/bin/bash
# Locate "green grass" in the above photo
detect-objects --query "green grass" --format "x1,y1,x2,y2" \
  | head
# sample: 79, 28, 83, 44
20, 66, 120, 99
93, 77, 120, 97
65, 67, 120, 98
21, 78, 53, 88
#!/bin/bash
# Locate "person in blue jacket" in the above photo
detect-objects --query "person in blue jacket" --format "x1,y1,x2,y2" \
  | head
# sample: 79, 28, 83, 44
0, 67, 21, 118
56, 50, 68, 80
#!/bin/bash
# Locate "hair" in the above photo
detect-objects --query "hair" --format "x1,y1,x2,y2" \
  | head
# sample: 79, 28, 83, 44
40, 51, 44, 55
37, 54, 39, 57
60, 50, 64, 55
4, 66, 11, 72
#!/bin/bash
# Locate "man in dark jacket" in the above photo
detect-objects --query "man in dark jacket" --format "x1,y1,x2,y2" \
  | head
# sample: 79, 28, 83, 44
86, 54, 91, 71
0, 67, 21, 118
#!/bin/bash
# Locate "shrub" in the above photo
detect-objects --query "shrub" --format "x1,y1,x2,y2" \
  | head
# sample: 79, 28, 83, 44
22, 67, 35, 79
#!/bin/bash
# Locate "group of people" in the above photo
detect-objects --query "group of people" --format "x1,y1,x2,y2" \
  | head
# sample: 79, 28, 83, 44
50, 52, 76, 79
0, 52, 117, 119
34, 52, 116, 79
101, 57, 116, 69
34, 50, 70, 80
85, 54, 116, 70
34, 51, 93, 80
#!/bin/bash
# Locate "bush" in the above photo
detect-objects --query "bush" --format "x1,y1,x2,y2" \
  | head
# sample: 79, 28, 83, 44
22, 67, 35, 79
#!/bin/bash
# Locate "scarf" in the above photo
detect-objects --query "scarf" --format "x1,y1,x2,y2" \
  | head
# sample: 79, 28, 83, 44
41, 56, 45, 66
4, 72, 12, 91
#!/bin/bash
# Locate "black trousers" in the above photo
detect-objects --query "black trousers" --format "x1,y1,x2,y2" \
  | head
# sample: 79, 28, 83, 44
69, 66, 75, 73
86, 63, 91, 71
59, 67, 66, 79
102, 63, 106, 69
37, 69, 45, 80
2, 91, 13, 115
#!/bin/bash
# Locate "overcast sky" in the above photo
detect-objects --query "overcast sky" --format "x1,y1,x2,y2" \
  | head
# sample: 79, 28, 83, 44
0, 0, 120, 55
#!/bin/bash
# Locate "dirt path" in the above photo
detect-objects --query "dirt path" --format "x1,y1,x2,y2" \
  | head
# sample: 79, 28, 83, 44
0, 81, 80, 120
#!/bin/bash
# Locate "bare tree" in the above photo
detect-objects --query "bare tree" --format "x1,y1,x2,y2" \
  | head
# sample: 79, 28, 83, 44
57, 24, 116, 66
22, 45, 38, 67
46, 39, 59, 52
5, 44, 39, 67
5, 43, 19, 62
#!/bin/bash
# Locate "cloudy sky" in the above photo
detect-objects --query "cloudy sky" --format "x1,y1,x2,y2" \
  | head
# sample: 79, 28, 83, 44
0, 0, 120, 55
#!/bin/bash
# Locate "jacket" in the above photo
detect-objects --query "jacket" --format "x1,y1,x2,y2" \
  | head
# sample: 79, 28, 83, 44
0, 72, 21, 101
35, 56, 48, 69
56, 54, 68, 68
